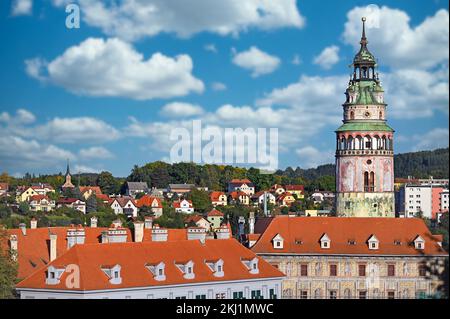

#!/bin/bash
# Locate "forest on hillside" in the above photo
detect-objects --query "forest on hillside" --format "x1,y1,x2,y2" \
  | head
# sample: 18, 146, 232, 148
1, 148, 448, 194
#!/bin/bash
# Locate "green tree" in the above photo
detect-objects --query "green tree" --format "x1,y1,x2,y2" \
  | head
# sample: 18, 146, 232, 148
96, 171, 120, 194
185, 189, 211, 214
0, 228, 18, 299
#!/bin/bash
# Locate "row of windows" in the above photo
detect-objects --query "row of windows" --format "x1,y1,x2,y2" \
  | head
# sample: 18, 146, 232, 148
280, 263, 427, 277
291, 289, 424, 299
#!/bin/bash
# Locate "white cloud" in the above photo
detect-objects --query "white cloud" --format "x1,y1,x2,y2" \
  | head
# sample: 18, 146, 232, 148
52, 0, 305, 41
34, 116, 120, 144
73, 164, 103, 174
292, 54, 302, 65
11, 0, 32, 16
79, 146, 114, 159
0, 135, 75, 171
408, 128, 449, 151
232, 46, 281, 77
26, 37, 204, 100
160, 102, 204, 118
295, 146, 334, 168
211, 82, 227, 91
0, 109, 35, 125
313, 45, 340, 69
343, 6, 449, 70
382, 68, 449, 118
204, 44, 218, 53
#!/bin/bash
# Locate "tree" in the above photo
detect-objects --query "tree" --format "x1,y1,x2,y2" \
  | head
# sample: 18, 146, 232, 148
96, 171, 120, 195
185, 189, 212, 214
0, 228, 18, 298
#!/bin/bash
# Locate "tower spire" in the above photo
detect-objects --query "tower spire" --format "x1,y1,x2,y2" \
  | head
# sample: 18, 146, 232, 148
66, 159, 71, 176
360, 17, 367, 47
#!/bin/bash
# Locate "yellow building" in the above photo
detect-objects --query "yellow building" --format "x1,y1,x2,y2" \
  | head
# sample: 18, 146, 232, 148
250, 216, 448, 299
16, 187, 39, 203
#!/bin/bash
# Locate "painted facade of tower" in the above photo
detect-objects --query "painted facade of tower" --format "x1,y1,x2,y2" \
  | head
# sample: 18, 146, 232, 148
335, 18, 395, 217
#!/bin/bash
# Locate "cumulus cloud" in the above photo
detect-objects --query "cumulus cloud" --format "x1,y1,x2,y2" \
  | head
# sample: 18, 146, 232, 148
79, 146, 114, 159
204, 44, 218, 53
232, 46, 281, 77
295, 146, 334, 168
408, 128, 449, 151
160, 102, 204, 118
211, 82, 227, 91
73, 164, 104, 174
26, 37, 204, 100
0, 135, 75, 171
11, 0, 32, 16
34, 117, 120, 144
313, 45, 340, 69
52, 0, 305, 41
343, 6, 449, 70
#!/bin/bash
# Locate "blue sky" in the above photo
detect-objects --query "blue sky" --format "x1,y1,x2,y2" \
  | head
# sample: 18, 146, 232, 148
0, 0, 448, 177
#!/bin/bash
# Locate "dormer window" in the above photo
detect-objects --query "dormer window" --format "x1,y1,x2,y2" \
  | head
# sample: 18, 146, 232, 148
367, 234, 379, 250
206, 259, 224, 278
242, 257, 259, 275
101, 264, 122, 285
272, 233, 284, 249
175, 260, 195, 280
146, 262, 166, 281
46, 265, 65, 285
320, 233, 331, 249
414, 236, 425, 250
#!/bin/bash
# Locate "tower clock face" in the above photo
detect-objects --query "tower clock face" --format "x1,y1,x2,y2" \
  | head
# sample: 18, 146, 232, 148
364, 111, 371, 118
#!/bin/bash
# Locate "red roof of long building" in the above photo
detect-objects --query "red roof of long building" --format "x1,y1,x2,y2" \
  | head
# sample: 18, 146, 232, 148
251, 216, 448, 256
16, 239, 284, 291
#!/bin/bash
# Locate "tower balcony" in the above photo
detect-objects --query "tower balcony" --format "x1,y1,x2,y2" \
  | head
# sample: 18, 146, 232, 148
336, 149, 394, 156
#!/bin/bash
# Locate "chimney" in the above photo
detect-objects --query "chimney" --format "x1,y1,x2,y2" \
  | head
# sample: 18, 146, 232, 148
112, 219, 122, 228
187, 227, 206, 243
144, 216, 153, 229
19, 223, 26, 236
101, 231, 109, 244
134, 221, 144, 243
30, 218, 37, 229
151, 225, 168, 242
216, 225, 231, 239
9, 235, 18, 261
90, 216, 98, 228
249, 211, 255, 234
67, 227, 86, 249
49, 233, 57, 262
107, 227, 127, 243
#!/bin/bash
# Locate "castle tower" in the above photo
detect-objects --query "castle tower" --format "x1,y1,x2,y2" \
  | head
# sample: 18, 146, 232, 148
335, 18, 395, 217
62, 159, 75, 189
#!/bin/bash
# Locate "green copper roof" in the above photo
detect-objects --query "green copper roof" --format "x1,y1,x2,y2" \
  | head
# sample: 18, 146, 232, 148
346, 80, 384, 105
336, 122, 394, 132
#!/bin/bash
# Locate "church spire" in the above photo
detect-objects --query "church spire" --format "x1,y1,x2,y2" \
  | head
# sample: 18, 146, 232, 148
66, 159, 71, 176
352, 17, 376, 81
360, 17, 368, 48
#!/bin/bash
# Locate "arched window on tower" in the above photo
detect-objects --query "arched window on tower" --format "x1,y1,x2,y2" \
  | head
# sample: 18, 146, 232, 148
364, 172, 369, 192
370, 172, 375, 192
379, 111, 383, 119
364, 136, 372, 149
350, 111, 355, 120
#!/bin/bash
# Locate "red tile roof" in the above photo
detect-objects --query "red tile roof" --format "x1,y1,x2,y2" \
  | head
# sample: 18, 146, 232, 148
29, 195, 50, 202
79, 186, 103, 195
251, 216, 448, 256
207, 209, 224, 217
5, 226, 126, 279
210, 191, 226, 201
229, 179, 252, 184
96, 194, 110, 202
16, 239, 284, 291
284, 185, 305, 192
228, 191, 249, 199
173, 200, 193, 208
111, 197, 137, 208
136, 195, 162, 208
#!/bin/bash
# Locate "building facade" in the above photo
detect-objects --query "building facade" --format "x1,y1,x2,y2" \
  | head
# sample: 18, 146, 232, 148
16, 239, 284, 299
335, 18, 395, 217
250, 216, 448, 299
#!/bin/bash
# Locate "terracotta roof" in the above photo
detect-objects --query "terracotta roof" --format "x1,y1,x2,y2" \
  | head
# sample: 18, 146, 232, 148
173, 200, 193, 208
136, 195, 162, 208
5, 226, 126, 279
96, 194, 110, 202
207, 209, 224, 217
277, 192, 295, 201
79, 186, 102, 195
210, 191, 226, 201
229, 179, 252, 184
29, 194, 50, 202
284, 185, 305, 192
57, 198, 84, 205
16, 239, 284, 291
251, 217, 448, 256
248, 234, 261, 241
185, 215, 207, 224
228, 191, 249, 199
